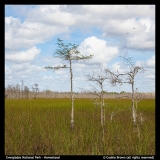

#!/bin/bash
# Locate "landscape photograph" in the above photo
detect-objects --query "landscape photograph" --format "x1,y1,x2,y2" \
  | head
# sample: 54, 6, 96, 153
5, 5, 155, 156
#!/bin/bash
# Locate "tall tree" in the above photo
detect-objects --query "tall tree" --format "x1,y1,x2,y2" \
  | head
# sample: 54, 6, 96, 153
105, 56, 145, 125
45, 38, 93, 130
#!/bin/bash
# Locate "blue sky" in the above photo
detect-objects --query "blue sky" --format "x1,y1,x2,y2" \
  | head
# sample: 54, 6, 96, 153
5, 5, 155, 93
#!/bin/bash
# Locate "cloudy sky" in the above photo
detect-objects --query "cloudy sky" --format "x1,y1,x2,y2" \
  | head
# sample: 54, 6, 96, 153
5, 5, 155, 93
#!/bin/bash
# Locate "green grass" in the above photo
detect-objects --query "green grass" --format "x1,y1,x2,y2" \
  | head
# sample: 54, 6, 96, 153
5, 98, 155, 155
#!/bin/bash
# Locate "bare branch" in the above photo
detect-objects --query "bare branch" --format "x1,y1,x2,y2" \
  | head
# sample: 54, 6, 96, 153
79, 86, 101, 98
86, 69, 109, 85
90, 85, 101, 98
70, 54, 93, 60
44, 65, 69, 71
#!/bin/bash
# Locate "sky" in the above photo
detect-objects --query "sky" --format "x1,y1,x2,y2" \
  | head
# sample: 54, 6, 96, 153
5, 5, 155, 93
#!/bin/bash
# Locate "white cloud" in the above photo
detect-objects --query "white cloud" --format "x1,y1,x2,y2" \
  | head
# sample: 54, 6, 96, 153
78, 36, 119, 63
5, 5, 155, 52
5, 62, 45, 88
135, 61, 145, 68
82, 5, 155, 19
126, 36, 154, 51
102, 18, 155, 51
5, 46, 40, 63
146, 55, 155, 67
110, 62, 121, 73
145, 74, 155, 79
102, 18, 142, 36
138, 18, 152, 33
5, 65, 12, 75
42, 76, 54, 80
11, 62, 42, 73
135, 55, 155, 68
26, 5, 75, 26
5, 16, 70, 50
132, 57, 155, 91
124, 18, 155, 50
42, 57, 66, 67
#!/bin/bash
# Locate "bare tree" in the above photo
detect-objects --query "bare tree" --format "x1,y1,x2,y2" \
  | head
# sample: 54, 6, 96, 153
24, 86, 30, 99
21, 80, 24, 99
85, 63, 110, 127
44, 38, 93, 130
15, 84, 20, 99
105, 56, 145, 126
33, 83, 39, 98
9, 84, 14, 99
31, 84, 39, 99
6, 85, 11, 99
85, 63, 110, 153
31, 85, 35, 99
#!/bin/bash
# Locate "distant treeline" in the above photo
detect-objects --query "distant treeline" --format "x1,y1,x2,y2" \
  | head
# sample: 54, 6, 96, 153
5, 81, 155, 99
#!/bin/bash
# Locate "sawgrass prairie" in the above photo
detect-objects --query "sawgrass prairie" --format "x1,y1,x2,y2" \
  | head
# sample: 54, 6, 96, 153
5, 98, 155, 155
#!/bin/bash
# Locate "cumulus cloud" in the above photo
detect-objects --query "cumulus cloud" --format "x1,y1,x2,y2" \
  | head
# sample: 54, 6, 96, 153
78, 36, 119, 64
5, 65, 12, 75
5, 46, 40, 63
11, 62, 42, 73
102, 18, 143, 36
138, 18, 153, 33
26, 5, 75, 26
110, 62, 127, 73
135, 55, 155, 68
146, 55, 155, 67
102, 18, 155, 51
5, 16, 70, 50
5, 5, 155, 51
123, 18, 155, 51
5, 62, 45, 88
82, 5, 155, 19
5, 62, 43, 79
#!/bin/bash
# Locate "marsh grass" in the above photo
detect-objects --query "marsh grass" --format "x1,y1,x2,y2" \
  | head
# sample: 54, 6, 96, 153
5, 98, 155, 155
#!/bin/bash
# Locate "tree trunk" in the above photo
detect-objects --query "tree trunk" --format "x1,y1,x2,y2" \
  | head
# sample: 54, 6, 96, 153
100, 83, 105, 127
101, 83, 105, 154
132, 82, 136, 125
103, 98, 105, 126
70, 60, 74, 130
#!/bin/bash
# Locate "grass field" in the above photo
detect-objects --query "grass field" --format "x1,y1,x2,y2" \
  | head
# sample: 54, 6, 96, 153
5, 98, 155, 155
